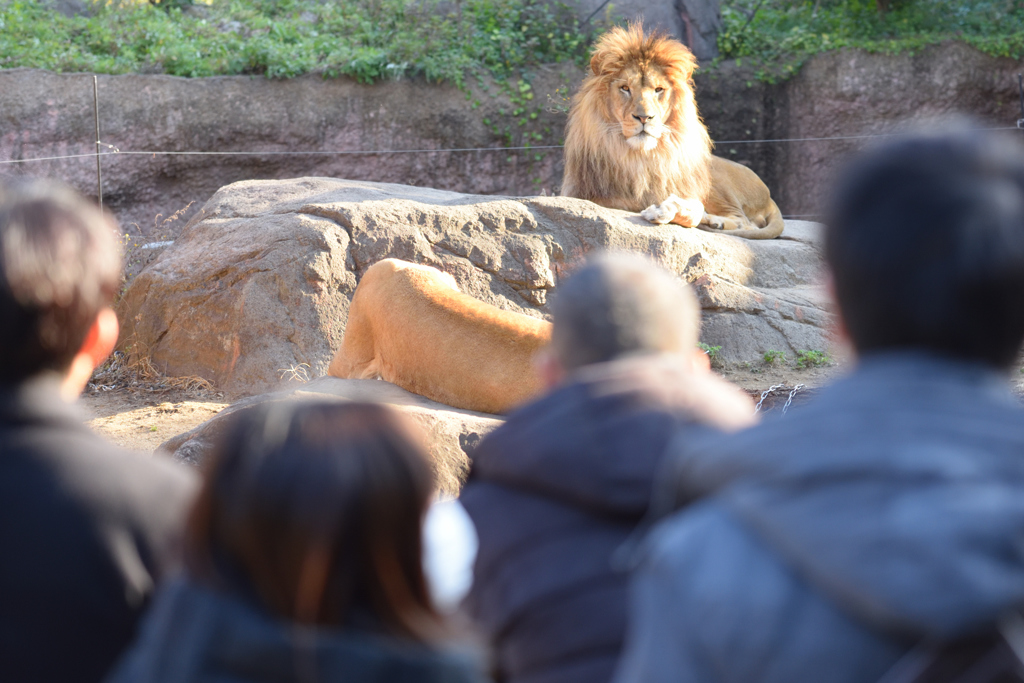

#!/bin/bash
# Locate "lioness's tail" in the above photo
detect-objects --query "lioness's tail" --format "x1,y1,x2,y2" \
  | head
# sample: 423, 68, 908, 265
701, 200, 785, 240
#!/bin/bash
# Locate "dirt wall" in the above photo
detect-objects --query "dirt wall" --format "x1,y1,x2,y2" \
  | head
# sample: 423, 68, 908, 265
0, 64, 575, 235
2, 41, 1022, 235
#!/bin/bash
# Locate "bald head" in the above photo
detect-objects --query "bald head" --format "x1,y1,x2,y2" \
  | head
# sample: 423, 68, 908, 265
549, 252, 701, 372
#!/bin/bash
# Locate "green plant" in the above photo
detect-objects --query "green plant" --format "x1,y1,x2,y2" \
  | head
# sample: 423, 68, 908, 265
763, 349, 786, 366
795, 349, 831, 368
545, 84, 572, 114
716, 0, 1024, 83
0, 0, 596, 85
698, 342, 723, 367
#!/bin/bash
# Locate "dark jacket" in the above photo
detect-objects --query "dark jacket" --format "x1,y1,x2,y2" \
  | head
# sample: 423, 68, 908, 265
106, 577, 487, 683
460, 356, 753, 683
0, 374, 199, 683
613, 353, 1024, 683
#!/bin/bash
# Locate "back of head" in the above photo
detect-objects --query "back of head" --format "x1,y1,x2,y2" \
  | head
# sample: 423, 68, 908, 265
187, 401, 442, 640
550, 251, 700, 371
825, 124, 1024, 369
0, 180, 121, 384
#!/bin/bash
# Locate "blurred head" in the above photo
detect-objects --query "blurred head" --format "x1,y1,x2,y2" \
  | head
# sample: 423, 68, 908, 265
548, 251, 701, 373
0, 180, 121, 385
187, 401, 442, 641
825, 125, 1024, 369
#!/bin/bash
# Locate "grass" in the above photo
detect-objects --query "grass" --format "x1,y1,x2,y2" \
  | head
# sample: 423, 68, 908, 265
277, 362, 312, 383
89, 346, 218, 395
760, 348, 832, 368
4, 0, 1020, 87
0, 0, 594, 85
795, 349, 832, 368
698, 342, 723, 368
716, 0, 1024, 82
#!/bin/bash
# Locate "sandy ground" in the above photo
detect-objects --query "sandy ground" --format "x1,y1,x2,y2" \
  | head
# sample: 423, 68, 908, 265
79, 358, 852, 453
80, 348, 1024, 454
81, 387, 229, 453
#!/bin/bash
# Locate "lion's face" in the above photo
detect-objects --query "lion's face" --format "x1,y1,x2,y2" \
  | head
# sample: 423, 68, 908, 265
561, 24, 713, 211
607, 64, 675, 153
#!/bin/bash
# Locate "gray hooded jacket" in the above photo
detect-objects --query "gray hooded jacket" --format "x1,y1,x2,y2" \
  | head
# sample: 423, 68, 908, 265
613, 353, 1024, 683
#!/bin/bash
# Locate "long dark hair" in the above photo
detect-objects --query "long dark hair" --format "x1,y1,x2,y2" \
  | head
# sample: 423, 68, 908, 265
186, 401, 443, 641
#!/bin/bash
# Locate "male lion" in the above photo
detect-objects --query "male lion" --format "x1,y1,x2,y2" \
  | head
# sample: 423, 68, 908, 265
561, 24, 784, 239
328, 258, 551, 415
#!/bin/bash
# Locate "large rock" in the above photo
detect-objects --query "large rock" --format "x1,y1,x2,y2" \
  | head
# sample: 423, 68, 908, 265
568, 0, 720, 61
160, 376, 503, 496
701, 42, 1024, 217
118, 177, 830, 398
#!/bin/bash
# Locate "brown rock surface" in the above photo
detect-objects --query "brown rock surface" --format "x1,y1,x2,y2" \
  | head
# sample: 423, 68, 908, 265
159, 376, 503, 496
700, 42, 1024, 217
117, 177, 831, 398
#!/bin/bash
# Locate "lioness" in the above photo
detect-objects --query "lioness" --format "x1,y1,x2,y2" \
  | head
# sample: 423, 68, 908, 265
561, 24, 784, 239
328, 259, 551, 415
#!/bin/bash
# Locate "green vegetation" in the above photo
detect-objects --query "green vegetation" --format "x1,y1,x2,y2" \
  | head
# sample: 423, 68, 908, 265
2, 0, 1020, 85
698, 342, 723, 367
763, 349, 786, 366
795, 349, 831, 368
0, 0, 592, 84
718, 0, 1024, 81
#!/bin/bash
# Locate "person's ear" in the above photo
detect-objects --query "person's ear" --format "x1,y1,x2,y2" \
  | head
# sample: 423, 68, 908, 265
533, 347, 567, 390
690, 347, 712, 373
61, 307, 119, 401
83, 307, 119, 367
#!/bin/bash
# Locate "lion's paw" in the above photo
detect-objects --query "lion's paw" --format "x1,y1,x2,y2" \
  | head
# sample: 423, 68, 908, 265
701, 214, 741, 231
641, 203, 675, 225
672, 198, 705, 228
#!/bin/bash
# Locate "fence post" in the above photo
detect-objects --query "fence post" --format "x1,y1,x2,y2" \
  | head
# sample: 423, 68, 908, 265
93, 75, 102, 211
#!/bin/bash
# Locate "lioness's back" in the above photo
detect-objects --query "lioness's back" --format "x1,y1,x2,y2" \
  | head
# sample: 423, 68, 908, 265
330, 259, 551, 414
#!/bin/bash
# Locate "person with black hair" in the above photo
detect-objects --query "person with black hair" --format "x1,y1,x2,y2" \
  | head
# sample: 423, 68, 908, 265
0, 180, 199, 683
460, 252, 756, 683
107, 401, 486, 683
612, 125, 1024, 683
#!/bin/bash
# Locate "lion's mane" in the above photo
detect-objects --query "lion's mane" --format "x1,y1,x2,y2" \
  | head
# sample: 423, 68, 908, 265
561, 24, 712, 211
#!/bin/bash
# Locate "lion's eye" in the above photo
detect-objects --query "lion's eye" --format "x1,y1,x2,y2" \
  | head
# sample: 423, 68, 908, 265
655, 87, 665, 94
620, 85, 630, 93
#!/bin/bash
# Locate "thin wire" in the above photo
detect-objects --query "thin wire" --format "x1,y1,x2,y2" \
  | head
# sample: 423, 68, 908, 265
715, 127, 1019, 145
0, 152, 108, 165
2, 126, 1018, 167
120, 145, 566, 156
0, 145, 562, 165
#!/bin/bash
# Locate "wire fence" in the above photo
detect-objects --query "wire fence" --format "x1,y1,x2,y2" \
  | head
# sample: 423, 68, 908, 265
2, 126, 1019, 168
2, 72, 1021, 224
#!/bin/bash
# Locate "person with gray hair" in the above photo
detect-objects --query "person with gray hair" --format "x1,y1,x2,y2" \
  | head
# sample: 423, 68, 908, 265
547, 252, 701, 372
458, 251, 754, 683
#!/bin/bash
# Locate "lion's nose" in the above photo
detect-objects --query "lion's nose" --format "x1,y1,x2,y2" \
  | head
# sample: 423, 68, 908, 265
633, 114, 654, 124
